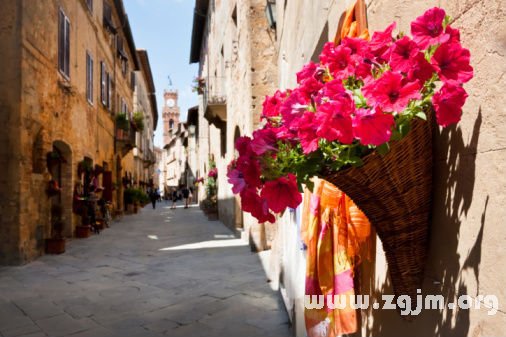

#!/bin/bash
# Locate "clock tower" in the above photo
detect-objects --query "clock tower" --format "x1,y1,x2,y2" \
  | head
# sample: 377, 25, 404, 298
162, 90, 180, 146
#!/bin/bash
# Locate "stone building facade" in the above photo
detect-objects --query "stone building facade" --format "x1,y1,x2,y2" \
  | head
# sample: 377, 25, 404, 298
267, 0, 506, 336
0, 0, 156, 265
189, 0, 277, 247
132, 49, 158, 189
160, 90, 188, 194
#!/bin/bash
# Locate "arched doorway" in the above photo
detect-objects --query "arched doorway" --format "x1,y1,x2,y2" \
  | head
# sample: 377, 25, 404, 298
233, 126, 243, 229
48, 141, 73, 237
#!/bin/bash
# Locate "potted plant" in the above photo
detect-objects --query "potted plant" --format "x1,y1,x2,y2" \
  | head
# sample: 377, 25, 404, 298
115, 112, 130, 140
192, 76, 205, 95
202, 197, 218, 220
46, 204, 65, 254
132, 111, 145, 131
227, 7, 473, 305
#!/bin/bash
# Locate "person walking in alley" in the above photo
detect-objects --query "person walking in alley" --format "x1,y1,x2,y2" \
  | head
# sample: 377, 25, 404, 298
149, 188, 159, 209
182, 186, 190, 209
171, 188, 178, 209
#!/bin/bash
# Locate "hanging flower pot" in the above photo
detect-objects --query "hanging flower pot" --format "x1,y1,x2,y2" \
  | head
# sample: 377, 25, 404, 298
227, 7, 473, 309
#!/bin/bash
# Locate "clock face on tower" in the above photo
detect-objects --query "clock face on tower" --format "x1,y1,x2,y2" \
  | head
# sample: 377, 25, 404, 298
167, 99, 175, 107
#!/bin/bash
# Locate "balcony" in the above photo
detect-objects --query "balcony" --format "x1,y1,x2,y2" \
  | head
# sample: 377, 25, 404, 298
115, 122, 136, 157
143, 149, 156, 168
203, 76, 227, 128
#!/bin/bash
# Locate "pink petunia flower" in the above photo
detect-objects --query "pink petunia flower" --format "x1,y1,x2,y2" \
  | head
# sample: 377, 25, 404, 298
410, 7, 450, 49
262, 90, 288, 118
295, 112, 319, 154
296, 62, 318, 84
261, 174, 302, 213
315, 100, 354, 144
279, 89, 309, 129
235, 136, 253, 157
445, 25, 461, 44
362, 71, 421, 113
251, 128, 278, 155
320, 43, 354, 77
407, 52, 435, 84
432, 82, 468, 127
352, 107, 395, 146
240, 188, 275, 223
389, 36, 420, 73
236, 156, 262, 188
431, 42, 473, 84
369, 22, 396, 61
227, 168, 246, 194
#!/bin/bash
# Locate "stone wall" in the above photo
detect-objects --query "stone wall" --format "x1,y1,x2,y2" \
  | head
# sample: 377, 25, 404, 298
0, 0, 144, 265
0, 1, 23, 265
273, 0, 506, 335
196, 0, 277, 247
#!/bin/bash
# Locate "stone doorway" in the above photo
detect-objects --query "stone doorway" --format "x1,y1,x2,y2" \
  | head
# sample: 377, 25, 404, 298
49, 141, 73, 237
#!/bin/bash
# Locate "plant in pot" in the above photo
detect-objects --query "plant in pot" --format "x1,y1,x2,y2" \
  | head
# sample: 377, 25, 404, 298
132, 111, 145, 131
46, 204, 65, 254
73, 181, 91, 238
124, 187, 135, 213
227, 7, 473, 310
115, 112, 130, 140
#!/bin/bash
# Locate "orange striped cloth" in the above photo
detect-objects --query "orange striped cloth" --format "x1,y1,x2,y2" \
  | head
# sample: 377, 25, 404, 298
302, 178, 371, 337
303, 2, 372, 335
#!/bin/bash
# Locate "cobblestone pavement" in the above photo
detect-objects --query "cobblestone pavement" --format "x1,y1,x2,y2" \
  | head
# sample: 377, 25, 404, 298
0, 202, 291, 337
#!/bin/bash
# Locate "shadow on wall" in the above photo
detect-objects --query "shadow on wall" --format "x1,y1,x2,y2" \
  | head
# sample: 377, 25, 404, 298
362, 110, 485, 337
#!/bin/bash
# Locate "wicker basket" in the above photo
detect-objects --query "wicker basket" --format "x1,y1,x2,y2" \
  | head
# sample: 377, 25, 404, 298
324, 117, 432, 310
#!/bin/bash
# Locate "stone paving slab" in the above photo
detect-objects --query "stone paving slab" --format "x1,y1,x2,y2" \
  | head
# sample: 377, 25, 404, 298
0, 202, 291, 337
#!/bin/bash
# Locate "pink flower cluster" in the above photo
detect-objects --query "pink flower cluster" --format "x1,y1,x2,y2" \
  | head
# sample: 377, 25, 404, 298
208, 168, 218, 179
228, 8, 473, 223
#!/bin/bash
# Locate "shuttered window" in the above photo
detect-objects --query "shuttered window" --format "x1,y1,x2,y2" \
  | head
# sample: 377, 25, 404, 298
86, 52, 93, 103
100, 61, 107, 105
58, 9, 70, 78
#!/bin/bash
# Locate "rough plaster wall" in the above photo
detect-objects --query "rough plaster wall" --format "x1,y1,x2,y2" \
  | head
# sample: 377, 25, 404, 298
274, 0, 505, 336
0, 0, 22, 265
363, 0, 506, 336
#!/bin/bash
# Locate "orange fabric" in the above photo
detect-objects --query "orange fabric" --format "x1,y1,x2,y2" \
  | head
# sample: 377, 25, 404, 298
303, 178, 371, 337
334, 0, 370, 45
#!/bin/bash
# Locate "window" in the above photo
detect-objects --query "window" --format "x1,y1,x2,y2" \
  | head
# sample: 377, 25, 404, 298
108, 75, 113, 110
100, 61, 113, 109
58, 9, 70, 78
130, 71, 136, 91
86, 0, 93, 13
86, 52, 93, 103
121, 59, 128, 77
100, 61, 107, 105
103, 0, 115, 32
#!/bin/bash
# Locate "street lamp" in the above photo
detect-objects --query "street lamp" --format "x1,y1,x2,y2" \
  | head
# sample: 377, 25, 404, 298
188, 125, 196, 135
265, 0, 276, 30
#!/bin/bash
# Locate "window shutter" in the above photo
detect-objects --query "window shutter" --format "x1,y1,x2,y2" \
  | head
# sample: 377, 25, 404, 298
58, 11, 64, 73
64, 17, 70, 77
108, 74, 113, 109
100, 62, 106, 105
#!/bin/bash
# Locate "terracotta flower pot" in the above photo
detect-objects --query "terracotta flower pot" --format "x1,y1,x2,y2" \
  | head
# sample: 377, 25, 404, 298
45, 238, 66, 254
76, 225, 91, 238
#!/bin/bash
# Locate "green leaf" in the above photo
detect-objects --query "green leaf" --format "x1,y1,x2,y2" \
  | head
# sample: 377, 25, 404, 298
399, 122, 411, 137
305, 179, 314, 192
415, 111, 427, 121
349, 156, 364, 167
377, 142, 390, 156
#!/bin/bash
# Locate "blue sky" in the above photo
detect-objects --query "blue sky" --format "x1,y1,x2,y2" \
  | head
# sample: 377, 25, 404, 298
124, 0, 198, 147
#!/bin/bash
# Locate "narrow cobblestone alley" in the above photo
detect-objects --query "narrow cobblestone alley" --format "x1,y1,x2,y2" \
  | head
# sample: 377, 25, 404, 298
0, 203, 291, 337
